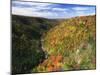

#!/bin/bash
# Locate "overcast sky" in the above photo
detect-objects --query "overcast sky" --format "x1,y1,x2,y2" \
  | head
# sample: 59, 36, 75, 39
12, 1, 96, 19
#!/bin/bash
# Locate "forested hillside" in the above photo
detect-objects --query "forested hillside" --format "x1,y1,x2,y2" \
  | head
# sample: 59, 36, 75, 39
12, 15, 58, 74
12, 15, 96, 74
39, 15, 96, 72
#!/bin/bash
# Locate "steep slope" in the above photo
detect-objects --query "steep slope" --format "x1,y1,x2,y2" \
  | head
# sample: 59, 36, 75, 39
12, 15, 58, 74
34, 15, 96, 72
12, 15, 96, 73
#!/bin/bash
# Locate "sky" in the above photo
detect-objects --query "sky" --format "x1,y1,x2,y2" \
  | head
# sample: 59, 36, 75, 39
12, 1, 96, 19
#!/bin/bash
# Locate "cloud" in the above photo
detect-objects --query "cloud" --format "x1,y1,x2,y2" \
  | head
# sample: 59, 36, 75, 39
71, 6, 95, 17
52, 8, 69, 11
12, 1, 51, 7
72, 7, 89, 11
12, 1, 96, 19
12, 1, 70, 19
12, 6, 70, 19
